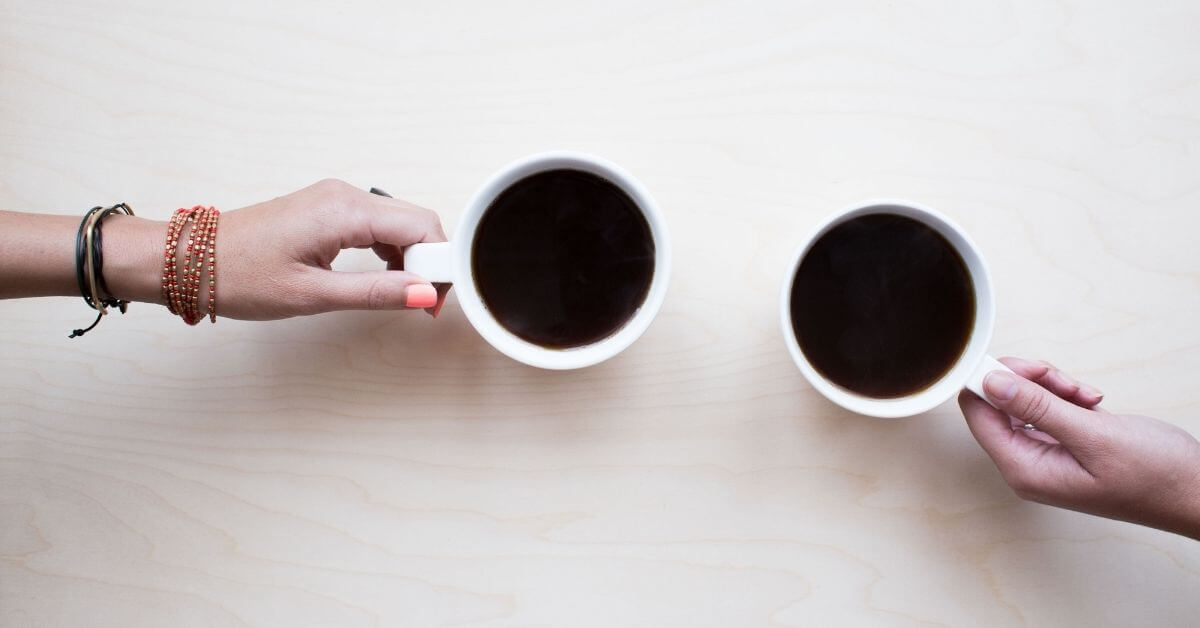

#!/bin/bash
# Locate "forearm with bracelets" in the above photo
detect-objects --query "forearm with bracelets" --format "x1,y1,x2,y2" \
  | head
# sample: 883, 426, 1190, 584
0, 206, 218, 336
0, 179, 450, 330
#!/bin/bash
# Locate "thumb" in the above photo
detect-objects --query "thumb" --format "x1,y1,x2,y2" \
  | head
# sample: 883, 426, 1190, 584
982, 370, 1096, 446
308, 269, 438, 313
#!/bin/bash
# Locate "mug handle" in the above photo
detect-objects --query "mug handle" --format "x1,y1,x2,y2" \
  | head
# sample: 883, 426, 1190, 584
404, 242, 454, 283
964, 354, 1015, 409
369, 187, 455, 283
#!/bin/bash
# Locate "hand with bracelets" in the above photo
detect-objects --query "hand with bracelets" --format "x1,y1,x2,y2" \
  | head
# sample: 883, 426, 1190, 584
0, 179, 449, 332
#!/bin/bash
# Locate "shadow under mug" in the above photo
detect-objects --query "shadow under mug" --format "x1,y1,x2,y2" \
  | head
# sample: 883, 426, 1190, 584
404, 151, 672, 370
779, 199, 1014, 418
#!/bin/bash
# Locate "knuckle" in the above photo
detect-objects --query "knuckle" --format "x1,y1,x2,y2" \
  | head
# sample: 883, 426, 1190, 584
364, 279, 391, 310
1017, 389, 1054, 426
414, 205, 440, 227
407, 205, 446, 240
309, 179, 355, 209
1173, 428, 1200, 458
312, 177, 351, 194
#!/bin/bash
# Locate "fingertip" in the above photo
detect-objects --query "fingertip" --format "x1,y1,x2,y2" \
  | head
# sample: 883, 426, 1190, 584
983, 370, 1020, 402
424, 291, 447, 318
404, 283, 437, 309
1076, 382, 1104, 405
998, 356, 1050, 379
359, 193, 448, 248
1022, 360, 1103, 409
1043, 368, 1080, 394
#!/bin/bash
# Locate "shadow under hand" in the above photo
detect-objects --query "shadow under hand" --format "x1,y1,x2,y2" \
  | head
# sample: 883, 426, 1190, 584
241, 292, 661, 434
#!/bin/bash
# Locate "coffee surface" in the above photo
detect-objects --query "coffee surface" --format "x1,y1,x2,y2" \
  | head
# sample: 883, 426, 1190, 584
472, 169, 655, 349
790, 213, 975, 398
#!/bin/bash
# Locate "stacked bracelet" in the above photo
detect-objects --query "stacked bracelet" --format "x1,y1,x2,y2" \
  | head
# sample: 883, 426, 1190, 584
162, 206, 220, 325
70, 202, 220, 337
70, 203, 135, 338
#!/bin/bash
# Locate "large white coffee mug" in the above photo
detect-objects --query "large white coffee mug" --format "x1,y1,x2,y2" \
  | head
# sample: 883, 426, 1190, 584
779, 199, 1013, 418
404, 151, 671, 370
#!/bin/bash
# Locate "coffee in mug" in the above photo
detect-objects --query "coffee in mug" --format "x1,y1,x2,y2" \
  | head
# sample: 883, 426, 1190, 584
780, 200, 1012, 418
403, 152, 671, 370
472, 169, 656, 349
788, 213, 976, 398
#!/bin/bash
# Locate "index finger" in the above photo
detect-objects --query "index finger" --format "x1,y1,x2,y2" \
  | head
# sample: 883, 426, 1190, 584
998, 357, 1104, 409
362, 186, 450, 316
341, 189, 446, 250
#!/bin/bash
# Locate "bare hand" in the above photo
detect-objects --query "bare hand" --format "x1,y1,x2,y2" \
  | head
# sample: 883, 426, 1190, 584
94, 179, 451, 320
959, 357, 1200, 539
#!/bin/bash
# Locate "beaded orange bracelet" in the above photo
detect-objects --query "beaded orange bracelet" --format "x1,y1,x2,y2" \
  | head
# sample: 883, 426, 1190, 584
180, 206, 208, 323
162, 207, 190, 316
192, 206, 218, 323
162, 205, 220, 325
206, 208, 220, 323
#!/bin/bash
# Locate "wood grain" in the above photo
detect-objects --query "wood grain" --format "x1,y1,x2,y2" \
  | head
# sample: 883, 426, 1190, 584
2, 0, 1199, 625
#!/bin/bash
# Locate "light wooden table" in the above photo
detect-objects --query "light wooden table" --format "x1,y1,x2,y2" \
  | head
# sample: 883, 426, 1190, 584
2, 1, 1198, 626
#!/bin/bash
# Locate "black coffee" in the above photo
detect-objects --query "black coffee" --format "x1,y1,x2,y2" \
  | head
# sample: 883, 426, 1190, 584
789, 213, 975, 398
471, 169, 655, 349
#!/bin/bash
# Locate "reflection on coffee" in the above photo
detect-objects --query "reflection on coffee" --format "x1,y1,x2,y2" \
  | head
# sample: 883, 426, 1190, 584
790, 213, 975, 398
472, 169, 655, 349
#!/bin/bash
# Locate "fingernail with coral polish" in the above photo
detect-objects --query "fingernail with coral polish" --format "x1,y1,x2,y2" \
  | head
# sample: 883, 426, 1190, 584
984, 371, 1019, 402
405, 284, 437, 309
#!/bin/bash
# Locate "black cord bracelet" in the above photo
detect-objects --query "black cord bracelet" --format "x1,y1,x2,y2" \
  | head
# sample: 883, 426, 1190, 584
74, 205, 102, 311
70, 203, 135, 338
90, 206, 128, 310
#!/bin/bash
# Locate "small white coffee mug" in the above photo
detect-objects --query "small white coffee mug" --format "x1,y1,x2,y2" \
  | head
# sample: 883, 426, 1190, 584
404, 151, 671, 370
779, 199, 1012, 418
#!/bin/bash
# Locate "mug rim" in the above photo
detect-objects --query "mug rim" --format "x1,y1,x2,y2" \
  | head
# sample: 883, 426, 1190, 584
450, 151, 672, 370
778, 199, 996, 417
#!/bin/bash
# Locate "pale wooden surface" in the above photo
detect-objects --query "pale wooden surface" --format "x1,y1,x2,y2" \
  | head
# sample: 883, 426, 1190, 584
2, 1, 1199, 626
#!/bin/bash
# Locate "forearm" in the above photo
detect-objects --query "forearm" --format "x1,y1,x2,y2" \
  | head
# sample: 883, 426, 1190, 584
1161, 455, 1200, 540
1126, 428, 1200, 541
0, 210, 165, 304
101, 214, 168, 305
0, 210, 79, 298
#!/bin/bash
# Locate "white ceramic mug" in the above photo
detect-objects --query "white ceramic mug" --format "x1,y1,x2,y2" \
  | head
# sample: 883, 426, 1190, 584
779, 199, 1012, 418
404, 151, 672, 370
